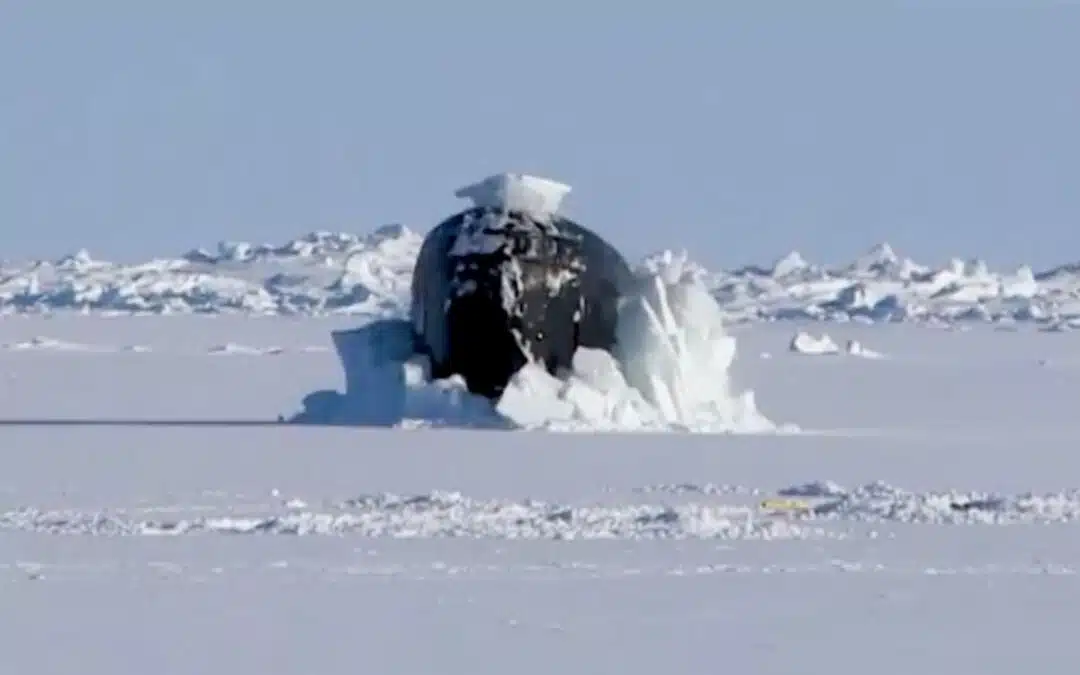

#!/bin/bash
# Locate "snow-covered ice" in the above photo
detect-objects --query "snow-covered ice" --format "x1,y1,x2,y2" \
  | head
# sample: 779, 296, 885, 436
790, 329, 841, 355
790, 330, 886, 359
4, 228, 1080, 674
6, 226, 1080, 328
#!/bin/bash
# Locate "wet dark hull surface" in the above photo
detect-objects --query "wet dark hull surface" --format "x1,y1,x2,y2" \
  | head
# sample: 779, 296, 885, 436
412, 207, 633, 400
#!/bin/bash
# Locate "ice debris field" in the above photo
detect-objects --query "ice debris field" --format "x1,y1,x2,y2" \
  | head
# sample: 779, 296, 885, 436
2, 226, 1073, 327
4, 222, 1080, 674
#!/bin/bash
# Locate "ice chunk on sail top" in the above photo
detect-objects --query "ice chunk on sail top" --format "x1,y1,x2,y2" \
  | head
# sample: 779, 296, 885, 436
454, 173, 572, 218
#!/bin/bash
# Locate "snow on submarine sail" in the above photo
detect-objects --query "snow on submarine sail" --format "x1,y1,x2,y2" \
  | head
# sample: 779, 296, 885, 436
411, 173, 635, 399
287, 172, 635, 424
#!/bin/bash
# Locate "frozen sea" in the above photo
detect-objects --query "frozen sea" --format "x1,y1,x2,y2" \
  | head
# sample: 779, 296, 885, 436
2, 315, 1078, 674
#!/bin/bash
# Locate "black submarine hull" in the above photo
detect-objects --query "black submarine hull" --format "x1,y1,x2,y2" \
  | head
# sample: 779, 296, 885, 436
410, 206, 634, 400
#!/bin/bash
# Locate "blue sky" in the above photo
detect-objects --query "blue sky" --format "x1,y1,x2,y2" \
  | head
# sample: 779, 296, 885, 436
2, 3, 1078, 270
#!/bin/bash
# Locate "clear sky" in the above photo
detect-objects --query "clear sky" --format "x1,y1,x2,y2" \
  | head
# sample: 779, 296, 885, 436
2, 3, 1078, 270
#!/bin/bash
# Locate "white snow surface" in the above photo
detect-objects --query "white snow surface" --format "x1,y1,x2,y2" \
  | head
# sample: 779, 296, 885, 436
5, 219, 1080, 672
3, 316, 1080, 674
5, 224, 1080, 329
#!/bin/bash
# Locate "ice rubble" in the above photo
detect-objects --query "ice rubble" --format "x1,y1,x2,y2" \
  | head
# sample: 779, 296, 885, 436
788, 331, 885, 359
4, 226, 1080, 326
637, 480, 1080, 526
11, 480, 1080, 538
789, 331, 841, 356
289, 253, 783, 433
288, 172, 782, 433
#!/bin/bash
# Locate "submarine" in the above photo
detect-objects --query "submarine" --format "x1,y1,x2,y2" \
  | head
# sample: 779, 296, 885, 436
297, 172, 639, 426
409, 173, 635, 400
289, 171, 761, 429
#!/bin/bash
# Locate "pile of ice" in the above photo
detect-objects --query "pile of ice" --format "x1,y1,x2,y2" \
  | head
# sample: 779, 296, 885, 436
498, 255, 779, 432
289, 254, 784, 433
789, 331, 841, 355
788, 331, 885, 359
289, 173, 782, 433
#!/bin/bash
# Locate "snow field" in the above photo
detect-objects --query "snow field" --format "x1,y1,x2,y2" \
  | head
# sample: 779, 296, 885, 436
4, 244, 1080, 672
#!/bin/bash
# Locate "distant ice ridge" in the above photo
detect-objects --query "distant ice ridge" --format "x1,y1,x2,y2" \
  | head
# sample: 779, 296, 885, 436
0, 226, 420, 317
4, 227, 1080, 327
289, 254, 784, 433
